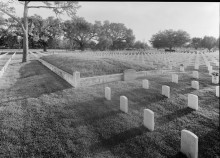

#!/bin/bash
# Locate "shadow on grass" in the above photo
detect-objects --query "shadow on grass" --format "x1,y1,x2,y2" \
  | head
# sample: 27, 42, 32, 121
156, 107, 194, 126
90, 125, 150, 153
8, 60, 73, 98
199, 129, 220, 158
113, 88, 167, 106
168, 152, 187, 158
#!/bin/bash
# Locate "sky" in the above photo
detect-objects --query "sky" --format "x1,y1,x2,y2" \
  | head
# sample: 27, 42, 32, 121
2, 1, 220, 45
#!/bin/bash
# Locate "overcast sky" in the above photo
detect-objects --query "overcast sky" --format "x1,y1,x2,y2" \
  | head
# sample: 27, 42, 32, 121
6, 2, 220, 45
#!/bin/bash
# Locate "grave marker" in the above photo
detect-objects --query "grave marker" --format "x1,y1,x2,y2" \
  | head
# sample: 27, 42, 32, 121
120, 96, 128, 113
123, 69, 137, 81
188, 94, 198, 110
191, 81, 199, 90
181, 129, 198, 158
143, 79, 149, 89
162, 85, 170, 98
105, 87, 111, 100
172, 74, 178, 83
192, 71, 199, 79
143, 109, 154, 131
216, 86, 219, 97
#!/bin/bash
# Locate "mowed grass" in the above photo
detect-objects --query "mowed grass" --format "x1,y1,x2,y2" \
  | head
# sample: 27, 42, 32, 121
0, 53, 219, 158
41, 53, 154, 77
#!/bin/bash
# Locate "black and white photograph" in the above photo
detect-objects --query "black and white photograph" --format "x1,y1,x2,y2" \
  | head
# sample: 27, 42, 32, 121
0, 1, 219, 158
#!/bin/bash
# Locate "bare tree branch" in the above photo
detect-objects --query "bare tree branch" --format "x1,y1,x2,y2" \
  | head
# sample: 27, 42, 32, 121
0, 8, 25, 32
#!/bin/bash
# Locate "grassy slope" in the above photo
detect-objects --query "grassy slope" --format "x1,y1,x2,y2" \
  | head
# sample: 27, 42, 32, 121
0, 54, 219, 158
41, 54, 154, 78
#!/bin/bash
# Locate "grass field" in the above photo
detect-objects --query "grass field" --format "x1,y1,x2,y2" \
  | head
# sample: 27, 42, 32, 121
0, 53, 219, 157
40, 54, 154, 77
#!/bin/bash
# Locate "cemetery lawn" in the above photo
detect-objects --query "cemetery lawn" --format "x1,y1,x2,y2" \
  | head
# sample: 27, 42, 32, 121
40, 53, 154, 77
0, 55, 219, 158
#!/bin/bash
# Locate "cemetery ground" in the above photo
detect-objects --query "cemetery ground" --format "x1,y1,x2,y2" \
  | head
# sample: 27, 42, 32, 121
0, 52, 219, 158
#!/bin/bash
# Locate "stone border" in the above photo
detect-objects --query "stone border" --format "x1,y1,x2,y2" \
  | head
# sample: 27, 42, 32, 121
0, 52, 16, 78
31, 52, 173, 88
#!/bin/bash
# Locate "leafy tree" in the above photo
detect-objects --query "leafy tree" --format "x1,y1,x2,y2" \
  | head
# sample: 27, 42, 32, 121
28, 15, 63, 51
0, 1, 80, 62
63, 17, 98, 51
216, 37, 219, 48
191, 37, 202, 49
201, 36, 217, 51
133, 41, 149, 50
150, 29, 190, 50
96, 36, 112, 51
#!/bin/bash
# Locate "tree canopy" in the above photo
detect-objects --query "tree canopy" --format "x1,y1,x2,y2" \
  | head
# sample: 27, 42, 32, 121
150, 29, 190, 50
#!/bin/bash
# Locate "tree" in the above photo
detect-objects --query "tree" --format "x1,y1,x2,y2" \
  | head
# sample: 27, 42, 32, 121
28, 15, 63, 51
149, 29, 190, 50
216, 37, 219, 49
201, 36, 217, 51
96, 36, 113, 51
133, 41, 149, 50
63, 17, 97, 51
0, 1, 80, 62
191, 37, 202, 49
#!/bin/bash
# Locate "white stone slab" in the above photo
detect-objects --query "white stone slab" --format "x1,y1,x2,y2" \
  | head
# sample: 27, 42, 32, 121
191, 81, 199, 90
216, 86, 219, 97
162, 85, 170, 98
120, 96, 128, 113
172, 74, 178, 83
123, 69, 137, 81
192, 71, 199, 79
194, 64, 199, 70
188, 94, 198, 110
143, 109, 154, 131
212, 76, 219, 84
181, 129, 198, 158
180, 66, 185, 72
143, 79, 149, 89
105, 87, 111, 100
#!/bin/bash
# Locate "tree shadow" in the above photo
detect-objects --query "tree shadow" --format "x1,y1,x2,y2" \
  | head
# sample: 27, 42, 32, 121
3, 60, 73, 99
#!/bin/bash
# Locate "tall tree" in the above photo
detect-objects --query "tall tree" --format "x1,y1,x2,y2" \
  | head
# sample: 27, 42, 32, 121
0, 1, 80, 62
201, 36, 217, 51
191, 37, 202, 49
149, 29, 190, 50
63, 17, 98, 51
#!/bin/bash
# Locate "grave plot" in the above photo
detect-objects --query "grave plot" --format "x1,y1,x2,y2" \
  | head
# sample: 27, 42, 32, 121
40, 53, 154, 78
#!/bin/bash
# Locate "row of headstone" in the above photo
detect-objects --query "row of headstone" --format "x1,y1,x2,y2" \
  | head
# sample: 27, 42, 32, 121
105, 86, 199, 158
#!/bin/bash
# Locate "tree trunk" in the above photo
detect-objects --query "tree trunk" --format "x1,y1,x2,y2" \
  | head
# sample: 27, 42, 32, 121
22, 2, 29, 63
43, 43, 47, 52
80, 43, 85, 51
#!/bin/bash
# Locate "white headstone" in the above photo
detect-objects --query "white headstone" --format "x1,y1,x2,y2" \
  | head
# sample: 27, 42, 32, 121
212, 76, 219, 84
193, 71, 199, 79
216, 86, 219, 97
162, 85, 170, 98
191, 81, 199, 90
180, 66, 185, 72
120, 96, 128, 113
208, 65, 212, 71
105, 87, 111, 100
168, 65, 173, 69
194, 64, 199, 70
143, 79, 149, 89
143, 109, 154, 131
181, 129, 198, 158
172, 74, 178, 83
188, 94, 198, 110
